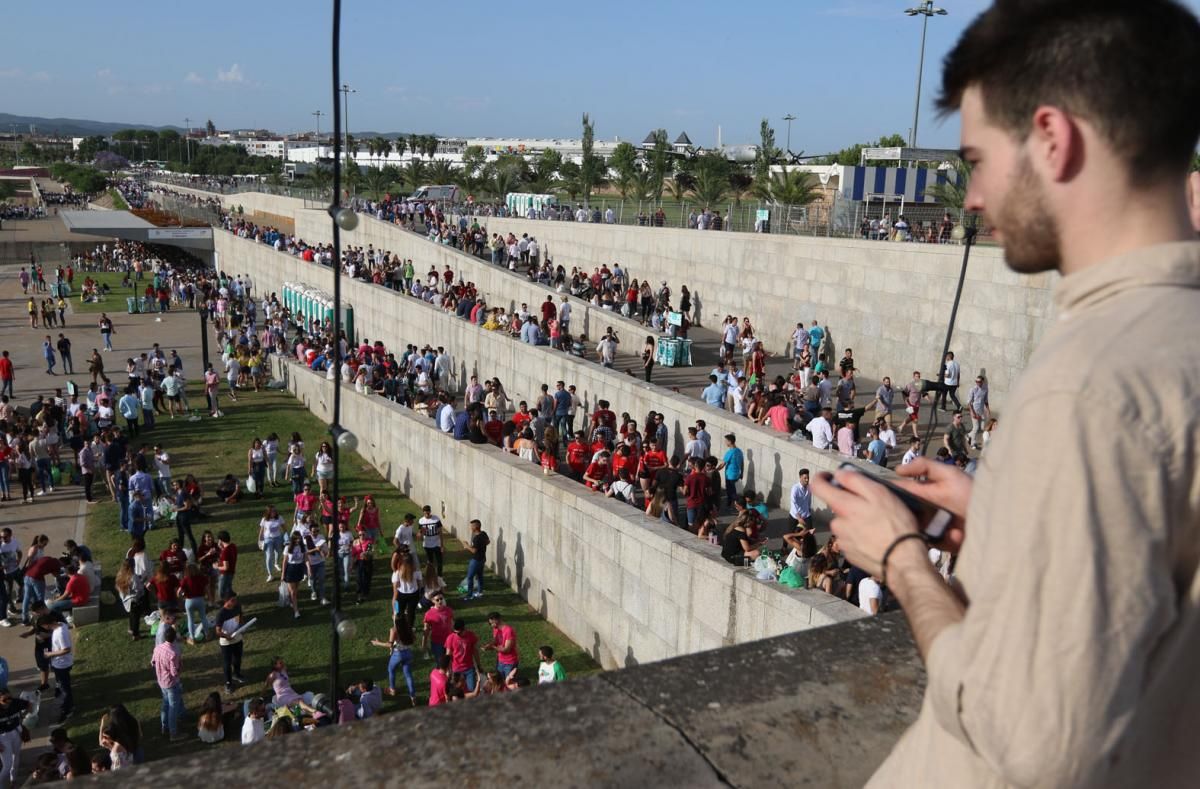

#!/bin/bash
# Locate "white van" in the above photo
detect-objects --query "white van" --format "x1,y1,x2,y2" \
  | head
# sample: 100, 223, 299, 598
410, 185, 460, 203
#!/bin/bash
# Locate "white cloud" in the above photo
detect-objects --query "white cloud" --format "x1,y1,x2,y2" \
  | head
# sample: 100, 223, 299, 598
216, 63, 244, 83
30, 71, 50, 82
96, 68, 112, 80
0, 68, 22, 79
185, 71, 205, 84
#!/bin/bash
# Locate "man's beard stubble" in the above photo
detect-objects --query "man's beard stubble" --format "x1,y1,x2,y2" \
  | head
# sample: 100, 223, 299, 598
995, 154, 1062, 274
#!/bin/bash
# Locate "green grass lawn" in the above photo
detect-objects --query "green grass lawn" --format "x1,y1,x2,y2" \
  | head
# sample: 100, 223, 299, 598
67, 271, 147, 315
71, 382, 598, 762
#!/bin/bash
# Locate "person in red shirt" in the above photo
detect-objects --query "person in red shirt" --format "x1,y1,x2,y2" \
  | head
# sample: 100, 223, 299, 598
583, 451, 612, 491
512, 402, 532, 433
48, 565, 90, 618
428, 655, 451, 707
0, 350, 14, 398
566, 437, 589, 479
150, 563, 179, 613
639, 439, 668, 499
422, 593, 455, 662
179, 563, 209, 644
485, 612, 520, 679
591, 400, 617, 440
540, 295, 556, 323
294, 483, 317, 521
483, 411, 504, 446
444, 618, 481, 691
159, 539, 187, 576
611, 445, 635, 479
684, 458, 713, 531
216, 530, 238, 600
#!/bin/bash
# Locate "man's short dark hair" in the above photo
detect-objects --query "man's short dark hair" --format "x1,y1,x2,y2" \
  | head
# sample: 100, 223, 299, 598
938, 0, 1200, 183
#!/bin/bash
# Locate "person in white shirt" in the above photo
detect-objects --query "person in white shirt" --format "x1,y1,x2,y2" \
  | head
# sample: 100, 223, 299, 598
394, 514, 415, 548
878, 420, 898, 450
436, 396, 455, 433
241, 699, 267, 745
937, 350, 963, 411
858, 576, 883, 615
596, 336, 617, 368
789, 469, 813, 528
900, 436, 922, 465
807, 407, 835, 450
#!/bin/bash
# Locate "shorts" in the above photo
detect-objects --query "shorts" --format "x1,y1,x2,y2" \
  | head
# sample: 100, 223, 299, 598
317, 469, 333, 481
905, 406, 920, 421
284, 563, 307, 584
169, 393, 181, 402
35, 642, 50, 671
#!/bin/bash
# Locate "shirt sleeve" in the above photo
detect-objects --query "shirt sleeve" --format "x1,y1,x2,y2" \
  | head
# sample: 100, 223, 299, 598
923, 390, 1177, 787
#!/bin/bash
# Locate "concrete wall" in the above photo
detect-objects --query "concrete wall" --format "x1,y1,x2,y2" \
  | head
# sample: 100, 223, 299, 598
215, 230, 882, 512
471, 216, 1057, 406
272, 355, 864, 668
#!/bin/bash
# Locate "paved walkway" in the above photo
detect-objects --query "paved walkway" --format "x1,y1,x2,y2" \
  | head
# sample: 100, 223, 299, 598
0, 261, 207, 779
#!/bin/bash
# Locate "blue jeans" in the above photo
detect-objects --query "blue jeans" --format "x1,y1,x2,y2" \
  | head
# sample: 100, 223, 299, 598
465, 559, 484, 596
497, 661, 518, 679
184, 596, 207, 639
310, 563, 326, 601
725, 477, 739, 507
22, 577, 45, 623
0, 462, 9, 496
54, 666, 73, 716
430, 643, 446, 663
461, 667, 478, 692
160, 682, 184, 735
387, 648, 415, 696
218, 573, 234, 600
102, 332, 113, 351
35, 458, 52, 493
264, 536, 283, 574
48, 599, 73, 615
142, 408, 155, 429
554, 413, 572, 439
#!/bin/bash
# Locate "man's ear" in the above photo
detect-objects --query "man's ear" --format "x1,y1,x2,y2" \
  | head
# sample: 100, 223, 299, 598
1029, 106, 1083, 183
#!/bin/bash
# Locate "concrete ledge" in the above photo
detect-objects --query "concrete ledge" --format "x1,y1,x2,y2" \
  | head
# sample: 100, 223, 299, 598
97, 613, 923, 788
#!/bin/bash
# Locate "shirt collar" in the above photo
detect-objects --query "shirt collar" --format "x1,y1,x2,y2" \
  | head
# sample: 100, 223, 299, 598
1053, 241, 1200, 319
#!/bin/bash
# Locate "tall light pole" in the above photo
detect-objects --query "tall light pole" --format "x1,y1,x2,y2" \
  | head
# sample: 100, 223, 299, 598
312, 110, 324, 141
782, 113, 796, 159
904, 1, 947, 148
338, 84, 357, 151
183, 117, 192, 165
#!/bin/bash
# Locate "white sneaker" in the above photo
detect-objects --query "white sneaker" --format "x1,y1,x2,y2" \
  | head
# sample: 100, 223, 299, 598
293, 611, 301, 619
0, 619, 12, 627
321, 598, 329, 606
36, 491, 45, 496
310, 592, 317, 601
265, 574, 273, 583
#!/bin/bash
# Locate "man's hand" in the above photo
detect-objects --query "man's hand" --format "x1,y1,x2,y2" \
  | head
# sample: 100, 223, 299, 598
893, 457, 973, 553
811, 468, 923, 579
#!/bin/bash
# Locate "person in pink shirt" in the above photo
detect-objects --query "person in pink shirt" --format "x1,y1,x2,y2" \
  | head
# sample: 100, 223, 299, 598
485, 612, 520, 679
762, 398, 791, 433
151, 625, 185, 740
293, 484, 317, 522
443, 619, 481, 692
421, 593, 454, 662
837, 423, 855, 457
428, 655, 451, 706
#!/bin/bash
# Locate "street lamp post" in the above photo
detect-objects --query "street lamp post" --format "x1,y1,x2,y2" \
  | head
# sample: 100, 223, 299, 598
904, 1, 947, 148
312, 110, 324, 142
782, 113, 796, 158
338, 84, 357, 152
183, 117, 192, 165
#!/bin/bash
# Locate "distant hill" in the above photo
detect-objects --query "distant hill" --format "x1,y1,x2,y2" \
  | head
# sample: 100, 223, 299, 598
0, 113, 183, 138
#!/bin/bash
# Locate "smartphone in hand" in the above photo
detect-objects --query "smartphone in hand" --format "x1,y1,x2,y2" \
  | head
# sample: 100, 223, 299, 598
836, 462, 953, 541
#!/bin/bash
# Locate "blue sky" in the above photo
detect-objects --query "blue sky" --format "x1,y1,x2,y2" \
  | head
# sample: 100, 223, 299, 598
3, 0, 1198, 153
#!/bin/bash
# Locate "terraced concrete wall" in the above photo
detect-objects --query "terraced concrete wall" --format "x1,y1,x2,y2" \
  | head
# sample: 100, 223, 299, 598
473, 216, 1057, 407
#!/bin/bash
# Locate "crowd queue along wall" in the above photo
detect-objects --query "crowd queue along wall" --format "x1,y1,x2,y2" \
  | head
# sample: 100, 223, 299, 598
214, 229, 866, 667
473, 215, 1057, 408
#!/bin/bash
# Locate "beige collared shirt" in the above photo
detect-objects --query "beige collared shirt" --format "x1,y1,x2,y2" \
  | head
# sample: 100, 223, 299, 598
871, 242, 1200, 788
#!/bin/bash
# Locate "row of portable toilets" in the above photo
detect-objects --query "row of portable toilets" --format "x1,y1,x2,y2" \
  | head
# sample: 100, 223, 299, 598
281, 281, 356, 343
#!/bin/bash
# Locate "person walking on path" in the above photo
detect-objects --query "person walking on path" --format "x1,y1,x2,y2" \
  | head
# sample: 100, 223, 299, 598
0, 351, 13, 398
98, 313, 114, 352
56, 334, 73, 375
42, 335, 56, 375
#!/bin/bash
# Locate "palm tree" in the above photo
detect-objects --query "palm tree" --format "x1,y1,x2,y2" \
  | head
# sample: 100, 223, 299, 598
754, 168, 821, 207
427, 159, 455, 184
668, 173, 694, 202
392, 136, 407, 161
557, 161, 582, 202
308, 165, 332, 200
924, 163, 971, 217
630, 169, 655, 202
364, 167, 391, 200
690, 168, 729, 209
728, 169, 754, 205
401, 159, 426, 190
487, 166, 520, 199
377, 137, 392, 165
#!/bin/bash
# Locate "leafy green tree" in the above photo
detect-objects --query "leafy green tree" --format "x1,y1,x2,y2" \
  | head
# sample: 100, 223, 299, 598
487, 165, 520, 199
689, 152, 730, 208
924, 162, 972, 215
157, 129, 181, 162
754, 119, 778, 184
401, 159, 426, 189
307, 164, 332, 199
364, 167, 391, 200
609, 141, 639, 186
630, 169, 655, 202
754, 168, 821, 208
649, 129, 671, 199
112, 129, 138, 159
819, 133, 908, 165
392, 136, 407, 160
0, 180, 17, 201
580, 113, 597, 204
135, 129, 159, 161
729, 167, 755, 205
76, 135, 108, 164
461, 146, 486, 180
427, 159, 455, 184
667, 176, 690, 202
534, 148, 562, 181
205, 119, 217, 136
557, 160, 582, 201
